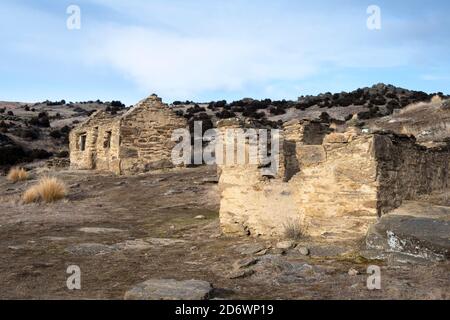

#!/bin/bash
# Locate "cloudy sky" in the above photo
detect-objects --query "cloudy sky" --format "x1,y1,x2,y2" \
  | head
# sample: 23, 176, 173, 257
0, 0, 449, 105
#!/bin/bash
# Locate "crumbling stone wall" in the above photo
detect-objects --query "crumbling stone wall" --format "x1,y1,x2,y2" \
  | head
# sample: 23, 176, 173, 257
70, 95, 187, 175
118, 95, 187, 174
218, 122, 450, 241
375, 134, 450, 214
69, 111, 120, 172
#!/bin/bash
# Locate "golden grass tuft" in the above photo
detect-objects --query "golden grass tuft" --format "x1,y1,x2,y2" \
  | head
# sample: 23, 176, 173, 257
22, 176, 67, 204
22, 186, 41, 204
6, 167, 29, 183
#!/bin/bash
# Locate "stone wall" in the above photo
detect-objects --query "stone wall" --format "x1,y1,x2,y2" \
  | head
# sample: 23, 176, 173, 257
375, 133, 450, 214
118, 95, 187, 174
69, 111, 121, 172
70, 95, 187, 175
291, 133, 379, 240
218, 122, 450, 241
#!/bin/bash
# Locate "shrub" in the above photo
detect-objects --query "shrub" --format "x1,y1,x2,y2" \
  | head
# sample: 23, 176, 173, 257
15, 127, 40, 140
28, 149, 52, 160
215, 110, 236, 119
7, 167, 28, 183
282, 219, 303, 240
56, 150, 69, 158
29, 116, 50, 127
22, 176, 67, 204
22, 185, 41, 204
50, 129, 62, 139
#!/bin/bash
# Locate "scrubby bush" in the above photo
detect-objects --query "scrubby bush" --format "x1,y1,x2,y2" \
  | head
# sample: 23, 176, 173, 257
46, 100, 66, 106
6, 167, 28, 183
186, 105, 206, 114
215, 110, 236, 119
174, 110, 184, 117
14, 127, 40, 140
269, 106, 286, 115
56, 150, 69, 158
49, 129, 62, 139
282, 219, 303, 240
29, 112, 50, 127
319, 112, 331, 123
0, 121, 9, 133
28, 149, 52, 160
22, 176, 67, 204
110, 100, 125, 109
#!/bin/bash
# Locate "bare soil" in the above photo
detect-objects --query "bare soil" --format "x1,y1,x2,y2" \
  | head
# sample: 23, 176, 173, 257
0, 166, 448, 300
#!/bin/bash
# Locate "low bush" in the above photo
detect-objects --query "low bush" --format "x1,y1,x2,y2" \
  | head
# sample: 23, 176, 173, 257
22, 177, 67, 204
6, 167, 28, 183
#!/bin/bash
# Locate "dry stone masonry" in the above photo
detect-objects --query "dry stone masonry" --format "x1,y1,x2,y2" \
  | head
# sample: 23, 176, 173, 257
217, 119, 450, 241
69, 94, 187, 175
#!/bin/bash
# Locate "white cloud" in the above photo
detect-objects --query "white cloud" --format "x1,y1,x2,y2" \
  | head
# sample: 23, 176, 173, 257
80, 1, 439, 100
84, 25, 320, 99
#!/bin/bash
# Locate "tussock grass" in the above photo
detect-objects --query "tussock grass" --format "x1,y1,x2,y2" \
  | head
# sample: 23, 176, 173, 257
399, 95, 444, 115
22, 185, 41, 204
6, 167, 28, 183
282, 218, 303, 240
22, 176, 67, 204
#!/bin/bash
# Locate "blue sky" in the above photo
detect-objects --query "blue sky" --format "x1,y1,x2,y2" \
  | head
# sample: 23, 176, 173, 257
0, 0, 449, 105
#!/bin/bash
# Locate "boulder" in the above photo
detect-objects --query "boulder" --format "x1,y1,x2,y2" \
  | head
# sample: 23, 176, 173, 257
366, 201, 450, 261
124, 279, 213, 300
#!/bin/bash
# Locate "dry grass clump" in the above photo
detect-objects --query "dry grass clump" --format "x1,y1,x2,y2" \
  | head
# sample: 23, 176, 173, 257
6, 167, 28, 183
282, 218, 304, 240
440, 99, 450, 110
22, 176, 67, 204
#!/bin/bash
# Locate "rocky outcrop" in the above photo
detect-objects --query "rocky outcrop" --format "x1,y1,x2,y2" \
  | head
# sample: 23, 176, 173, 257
0, 133, 26, 166
366, 201, 450, 261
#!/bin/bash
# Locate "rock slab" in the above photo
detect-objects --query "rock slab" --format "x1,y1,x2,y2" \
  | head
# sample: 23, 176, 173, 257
124, 279, 213, 300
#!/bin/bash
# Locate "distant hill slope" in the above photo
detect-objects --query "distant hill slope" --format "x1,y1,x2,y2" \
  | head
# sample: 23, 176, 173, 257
0, 100, 126, 168
171, 83, 447, 128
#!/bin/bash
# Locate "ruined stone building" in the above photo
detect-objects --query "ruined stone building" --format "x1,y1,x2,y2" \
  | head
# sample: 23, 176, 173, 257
217, 119, 450, 241
69, 95, 187, 175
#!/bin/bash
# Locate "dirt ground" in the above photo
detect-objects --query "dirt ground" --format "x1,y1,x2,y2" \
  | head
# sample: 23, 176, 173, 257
0, 165, 448, 300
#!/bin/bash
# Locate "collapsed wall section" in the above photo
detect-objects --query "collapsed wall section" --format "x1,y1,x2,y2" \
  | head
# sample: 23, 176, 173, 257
217, 119, 299, 236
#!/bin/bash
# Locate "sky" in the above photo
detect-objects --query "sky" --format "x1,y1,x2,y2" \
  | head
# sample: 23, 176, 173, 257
0, 0, 449, 105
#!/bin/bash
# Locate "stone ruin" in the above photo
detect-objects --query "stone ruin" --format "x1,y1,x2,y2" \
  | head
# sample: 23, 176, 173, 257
69, 93, 450, 242
217, 119, 450, 241
69, 94, 187, 175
